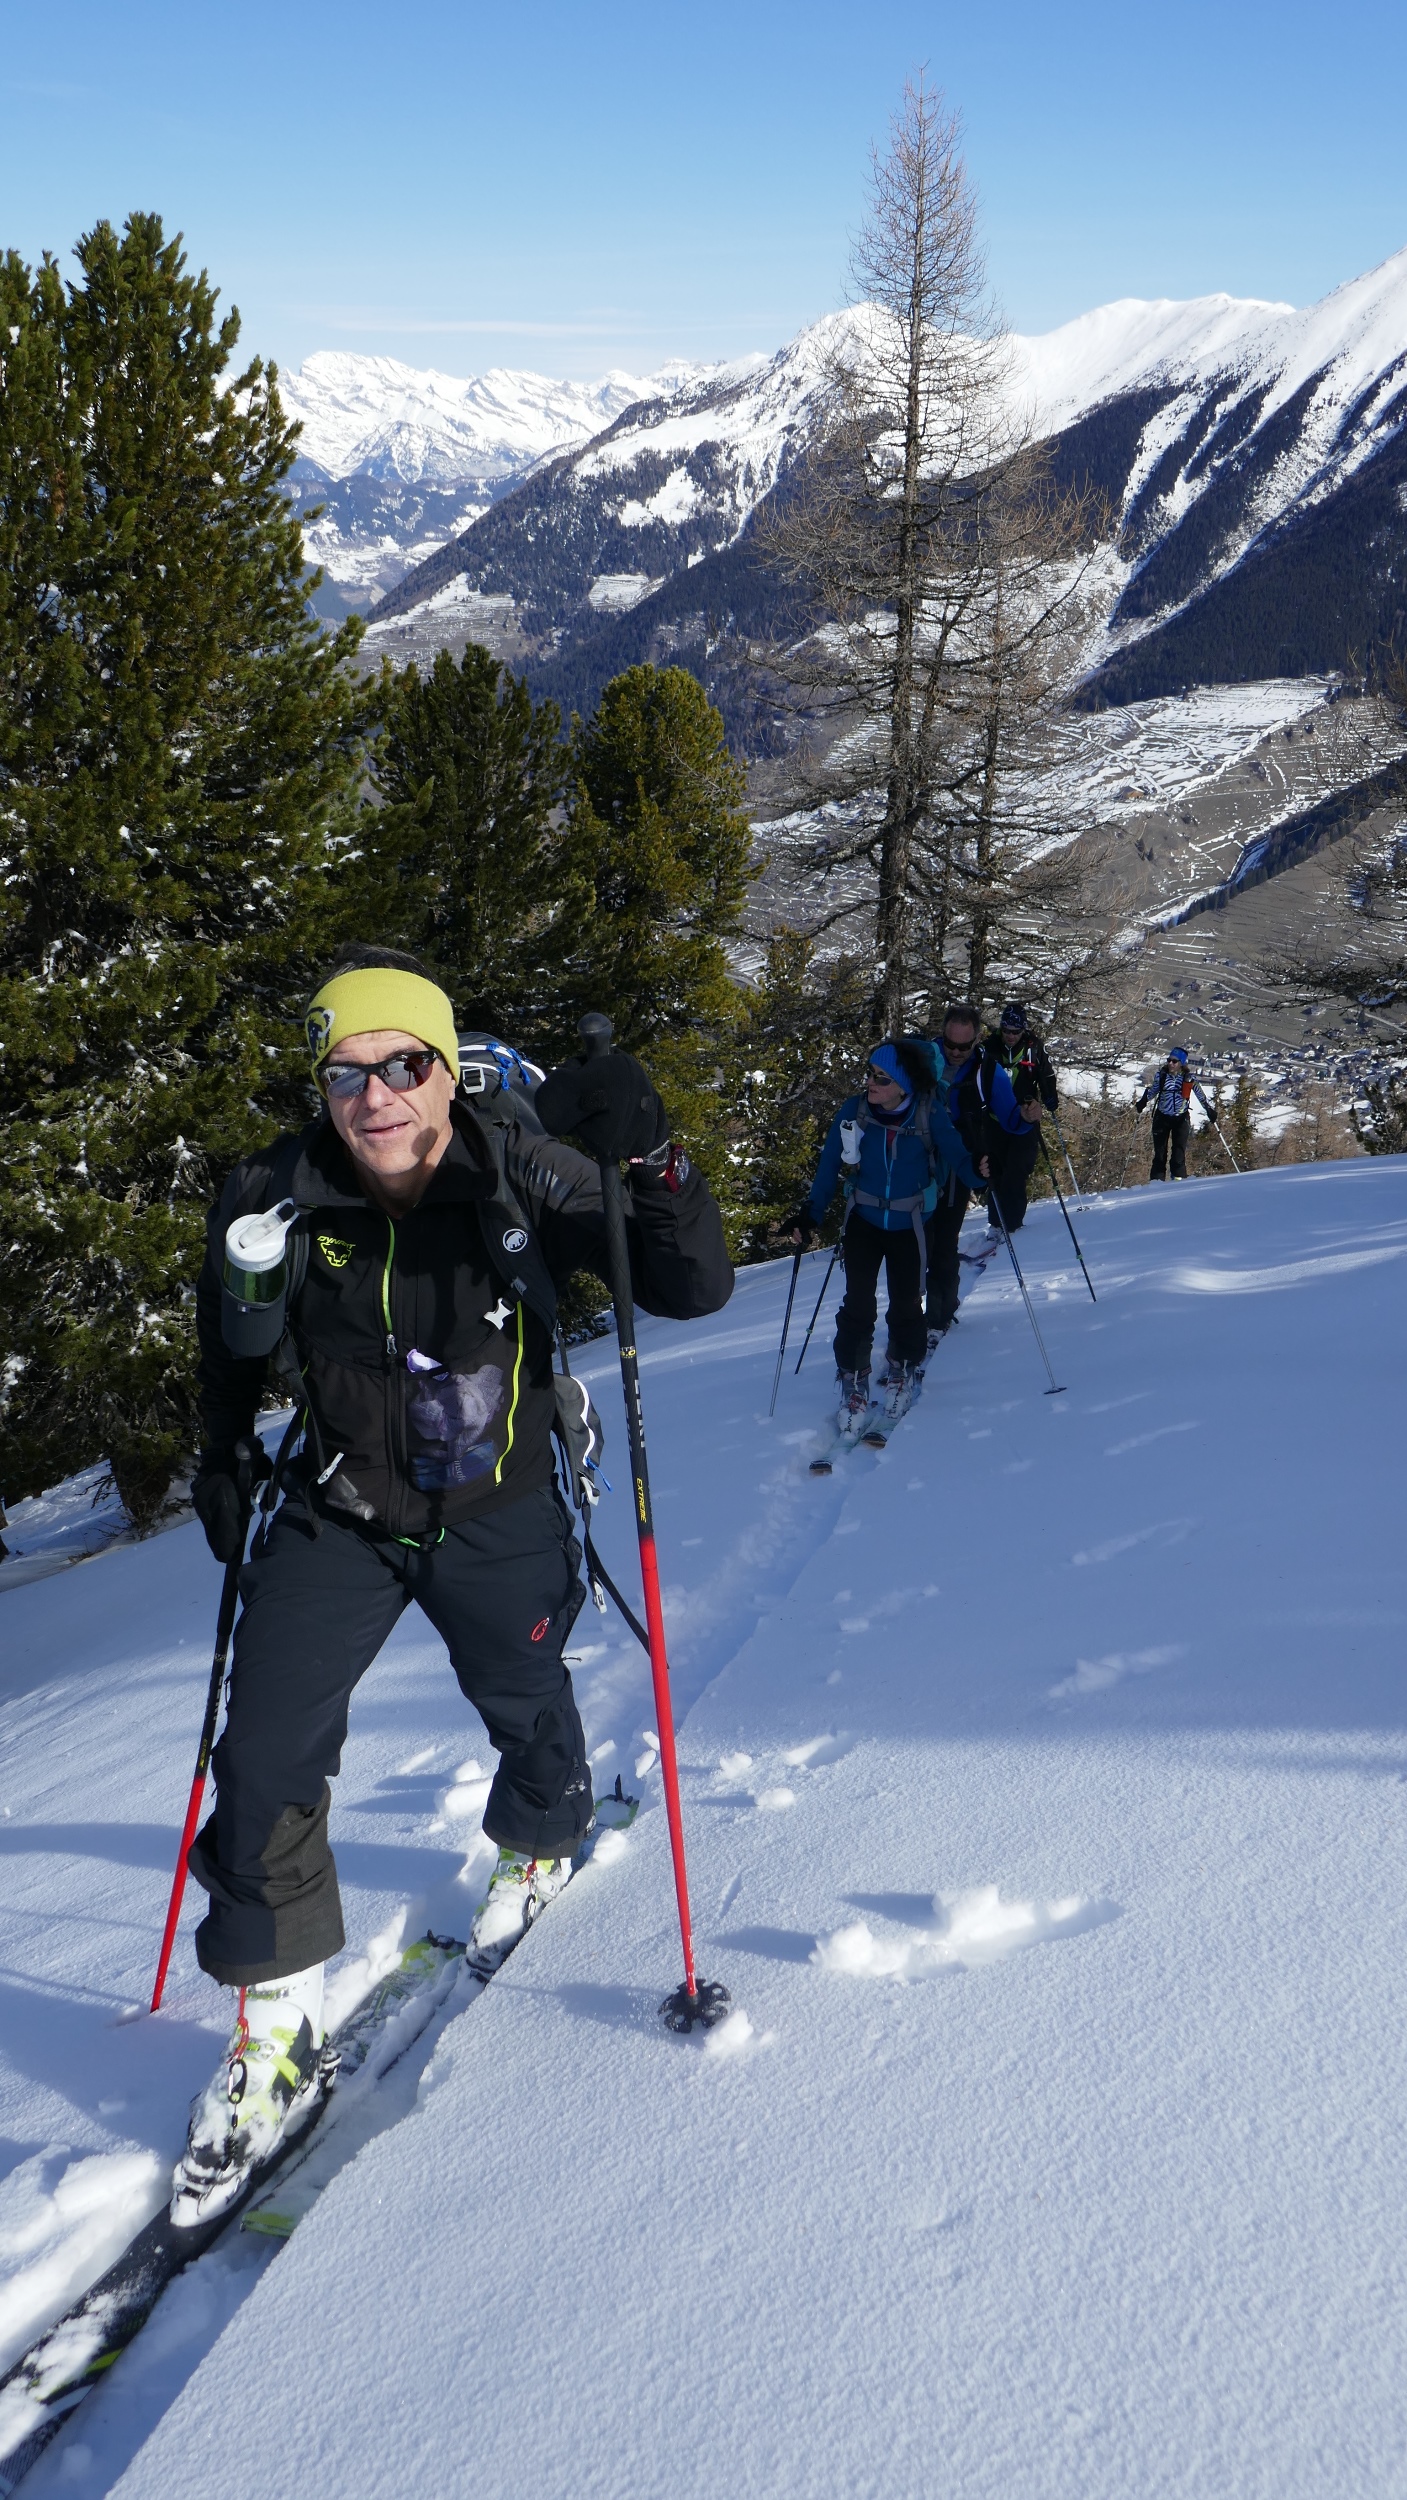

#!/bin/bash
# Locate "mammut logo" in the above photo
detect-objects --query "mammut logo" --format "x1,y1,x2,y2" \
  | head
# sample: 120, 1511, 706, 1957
503, 1226, 529, 1255
317, 1234, 354, 1270
530, 1617, 550, 1643
305, 1006, 334, 1060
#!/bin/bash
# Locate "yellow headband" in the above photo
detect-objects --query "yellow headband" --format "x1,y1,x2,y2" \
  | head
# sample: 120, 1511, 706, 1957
304, 969, 459, 1075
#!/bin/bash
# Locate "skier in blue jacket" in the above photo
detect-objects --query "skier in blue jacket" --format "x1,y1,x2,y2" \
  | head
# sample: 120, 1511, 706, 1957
786, 1040, 981, 1436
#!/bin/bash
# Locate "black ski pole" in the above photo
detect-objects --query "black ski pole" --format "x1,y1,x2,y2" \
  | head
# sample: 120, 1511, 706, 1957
1197, 1092, 1244, 1174
986, 1186, 1066, 1395
151, 1440, 255, 2012
1050, 1108, 1082, 1202
768, 1250, 802, 1417
1039, 1133, 1097, 1303
794, 1244, 839, 1375
576, 1013, 728, 2035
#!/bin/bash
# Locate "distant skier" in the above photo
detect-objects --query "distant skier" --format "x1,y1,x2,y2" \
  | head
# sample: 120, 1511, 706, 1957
178, 945, 732, 2221
786, 1040, 980, 1438
1135, 1047, 1216, 1181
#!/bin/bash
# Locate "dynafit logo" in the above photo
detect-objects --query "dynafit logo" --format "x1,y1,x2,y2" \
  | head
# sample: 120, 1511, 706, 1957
317, 1234, 354, 1270
305, 1006, 334, 1061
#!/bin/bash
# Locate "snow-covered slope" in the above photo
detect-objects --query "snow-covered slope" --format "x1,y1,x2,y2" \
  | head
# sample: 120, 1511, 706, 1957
3, 1160, 1407, 2496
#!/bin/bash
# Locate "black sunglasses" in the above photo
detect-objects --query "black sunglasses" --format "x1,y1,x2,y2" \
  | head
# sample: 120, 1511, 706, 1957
321, 1049, 442, 1101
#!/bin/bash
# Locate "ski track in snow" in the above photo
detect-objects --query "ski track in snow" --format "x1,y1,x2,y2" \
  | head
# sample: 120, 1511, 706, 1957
4, 1163, 1407, 2494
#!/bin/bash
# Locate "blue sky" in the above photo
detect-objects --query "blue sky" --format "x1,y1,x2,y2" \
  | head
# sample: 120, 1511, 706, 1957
3, 1, 1405, 381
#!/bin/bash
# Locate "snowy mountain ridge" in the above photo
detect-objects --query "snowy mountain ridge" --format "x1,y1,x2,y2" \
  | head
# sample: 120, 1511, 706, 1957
356, 244, 1407, 722
280, 348, 719, 485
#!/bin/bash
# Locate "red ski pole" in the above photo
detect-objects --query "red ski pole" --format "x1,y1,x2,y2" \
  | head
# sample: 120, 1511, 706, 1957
578, 1013, 729, 2034
150, 1447, 254, 2012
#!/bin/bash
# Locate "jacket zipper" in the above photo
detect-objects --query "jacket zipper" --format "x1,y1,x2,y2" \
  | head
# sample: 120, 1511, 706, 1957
381, 1216, 407, 1534
381, 1218, 398, 1356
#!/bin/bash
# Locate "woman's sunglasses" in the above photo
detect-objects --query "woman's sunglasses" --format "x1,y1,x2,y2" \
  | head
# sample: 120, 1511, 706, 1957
321, 1049, 442, 1101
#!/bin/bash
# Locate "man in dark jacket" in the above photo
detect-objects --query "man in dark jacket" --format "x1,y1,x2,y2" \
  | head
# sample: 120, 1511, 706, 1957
917, 1003, 983, 1343
960, 1002, 1056, 1237
176, 944, 732, 2221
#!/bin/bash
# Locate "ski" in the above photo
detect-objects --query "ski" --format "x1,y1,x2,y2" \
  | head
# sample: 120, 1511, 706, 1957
0, 1782, 638, 2493
859, 1380, 921, 1449
0, 1932, 461, 2494
808, 1409, 878, 1474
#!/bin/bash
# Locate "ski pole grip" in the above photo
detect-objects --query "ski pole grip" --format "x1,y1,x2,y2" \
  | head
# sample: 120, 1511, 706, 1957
578, 1011, 613, 1059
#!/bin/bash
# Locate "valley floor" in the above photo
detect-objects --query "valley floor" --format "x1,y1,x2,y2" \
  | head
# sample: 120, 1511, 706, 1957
2, 1163, 1405, 2496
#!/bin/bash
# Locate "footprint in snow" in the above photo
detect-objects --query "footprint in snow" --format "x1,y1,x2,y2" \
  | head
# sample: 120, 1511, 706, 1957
1048, 1644, 1183, 1700
782, 1734, 852, 1768
813, 1884, 1119, 1978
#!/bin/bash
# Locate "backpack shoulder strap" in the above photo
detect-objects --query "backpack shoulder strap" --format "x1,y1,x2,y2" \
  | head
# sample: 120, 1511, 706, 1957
266, 1132, 311, 1310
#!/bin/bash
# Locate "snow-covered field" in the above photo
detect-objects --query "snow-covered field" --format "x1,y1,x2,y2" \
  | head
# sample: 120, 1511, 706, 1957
3, 1162, 1406, 2496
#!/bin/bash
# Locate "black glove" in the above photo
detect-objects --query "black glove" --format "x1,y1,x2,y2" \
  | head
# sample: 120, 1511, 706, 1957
191, 1436, 270, 1563
537, 1048, 669, 1161
785, 1206, 822, 1250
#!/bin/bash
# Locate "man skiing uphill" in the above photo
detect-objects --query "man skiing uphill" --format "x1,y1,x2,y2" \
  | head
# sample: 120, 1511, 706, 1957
788, 1041, 979, 1439
916, 1002, 982, 1346
978, 1002, 1058, 1238
1135, 1047, 1217, 1181
179, 945, 732, 2220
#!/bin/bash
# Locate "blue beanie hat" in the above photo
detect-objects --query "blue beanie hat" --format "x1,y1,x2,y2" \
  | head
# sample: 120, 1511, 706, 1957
867, 1041, 913, 1101
1169, 1047, 1188, 1064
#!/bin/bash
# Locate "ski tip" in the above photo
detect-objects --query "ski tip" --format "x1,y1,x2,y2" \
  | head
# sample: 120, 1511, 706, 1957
809, 1458, 834, 1475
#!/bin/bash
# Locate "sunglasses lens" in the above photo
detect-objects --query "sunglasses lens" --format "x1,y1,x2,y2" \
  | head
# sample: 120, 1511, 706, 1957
323, 1051, 437, 1099
384, 1052, 436, 1091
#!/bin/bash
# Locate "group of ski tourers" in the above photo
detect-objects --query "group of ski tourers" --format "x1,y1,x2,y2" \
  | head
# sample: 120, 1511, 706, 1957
780, 999, 1059, 1443
167, 948, 1217, 2231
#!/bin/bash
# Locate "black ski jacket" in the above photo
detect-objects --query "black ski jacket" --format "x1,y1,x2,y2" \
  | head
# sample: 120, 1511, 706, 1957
984, 1028, 1059, 1112
196, 1102, 733, 1541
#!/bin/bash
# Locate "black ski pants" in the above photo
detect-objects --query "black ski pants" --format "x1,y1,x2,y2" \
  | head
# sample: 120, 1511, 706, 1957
189, 1482, 589, 1984
1150, 1110, 1190, 1180
833, 1209, 927, 1376
986, 1125, 1041, 1233
924, 1182, 970, 1333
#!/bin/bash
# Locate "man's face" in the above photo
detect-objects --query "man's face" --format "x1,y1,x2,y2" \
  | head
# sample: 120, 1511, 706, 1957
942, 1020, 977, 1062
321, 1028, 457, 1182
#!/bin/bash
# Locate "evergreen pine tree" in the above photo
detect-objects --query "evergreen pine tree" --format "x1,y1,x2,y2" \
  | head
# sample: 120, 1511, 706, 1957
370, 644, 585, 1051
730, 932, 873, 1255
0, 215, 371, 1528
563, 665, 756, 1214
566, 664, 755, 1043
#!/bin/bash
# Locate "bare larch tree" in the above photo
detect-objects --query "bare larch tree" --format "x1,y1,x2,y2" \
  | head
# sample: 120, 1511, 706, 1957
760, 79, 1109, 1034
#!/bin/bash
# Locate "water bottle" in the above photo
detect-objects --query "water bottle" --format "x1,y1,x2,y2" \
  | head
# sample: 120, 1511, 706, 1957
221, 1199, 300, 1355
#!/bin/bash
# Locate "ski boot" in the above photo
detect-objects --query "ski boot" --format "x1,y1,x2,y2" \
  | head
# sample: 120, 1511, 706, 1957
834, 1367, 872, 1440
925, 1316, 956, 1360
881, 1360, 920, 1424
466, 1846, 574, 1980
171, 1963, 332, 2227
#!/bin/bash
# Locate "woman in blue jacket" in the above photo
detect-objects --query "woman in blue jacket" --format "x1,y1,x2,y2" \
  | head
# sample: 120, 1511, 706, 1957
787, 1040, 981, 1432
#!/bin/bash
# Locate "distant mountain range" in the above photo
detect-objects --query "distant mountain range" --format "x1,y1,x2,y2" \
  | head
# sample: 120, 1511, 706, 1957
280, 349, 717, 615
281, 247, 1407, 733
